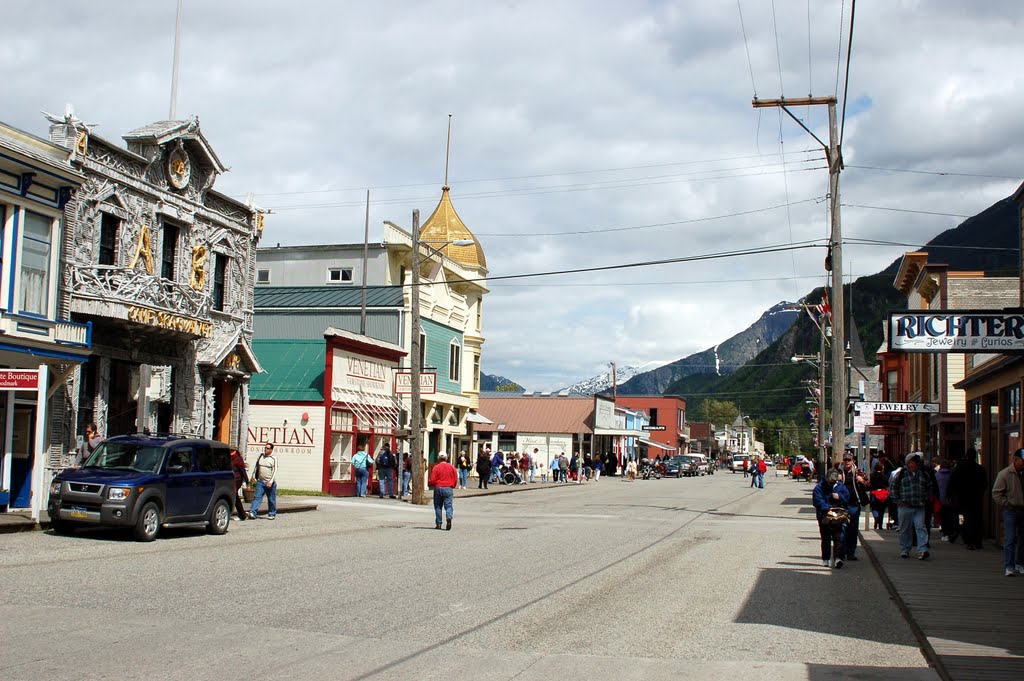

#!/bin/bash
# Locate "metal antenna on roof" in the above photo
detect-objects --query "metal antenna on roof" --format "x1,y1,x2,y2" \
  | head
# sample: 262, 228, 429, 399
443, 114, 452, 190
169, 0, 183, 120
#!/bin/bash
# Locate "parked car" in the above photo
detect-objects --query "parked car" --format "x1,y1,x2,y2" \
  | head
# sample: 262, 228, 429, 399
661, 457, 684, 477
678, 455, 703, 477
729, 454, 750, 473
48, 434, 236, 541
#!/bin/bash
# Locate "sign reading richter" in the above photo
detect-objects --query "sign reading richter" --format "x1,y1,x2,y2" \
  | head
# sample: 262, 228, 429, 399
889, 311, 1024, 353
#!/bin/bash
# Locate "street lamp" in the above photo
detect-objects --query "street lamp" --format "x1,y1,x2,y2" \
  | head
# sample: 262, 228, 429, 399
387, 212, 473, 505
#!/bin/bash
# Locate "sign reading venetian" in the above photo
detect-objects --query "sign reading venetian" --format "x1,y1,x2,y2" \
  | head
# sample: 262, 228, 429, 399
888, 311, 1024, 353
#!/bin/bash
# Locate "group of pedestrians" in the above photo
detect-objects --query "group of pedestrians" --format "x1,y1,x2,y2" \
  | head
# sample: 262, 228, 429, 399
810, 446, 1024, 577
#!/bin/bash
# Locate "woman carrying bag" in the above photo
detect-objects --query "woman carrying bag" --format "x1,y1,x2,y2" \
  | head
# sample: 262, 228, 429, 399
813, 469, 851, 569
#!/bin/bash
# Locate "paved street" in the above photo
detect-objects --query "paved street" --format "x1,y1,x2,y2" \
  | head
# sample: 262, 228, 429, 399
0, 473, 937, 681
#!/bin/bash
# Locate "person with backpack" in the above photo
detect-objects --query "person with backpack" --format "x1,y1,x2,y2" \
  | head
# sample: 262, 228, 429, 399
376, 442, 397, 499
889, 452, 933, 560
352, 442, 372, 497
755, 456, 768, 488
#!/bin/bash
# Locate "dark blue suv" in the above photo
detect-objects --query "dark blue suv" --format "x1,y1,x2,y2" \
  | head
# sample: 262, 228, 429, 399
48, 434, 235, 541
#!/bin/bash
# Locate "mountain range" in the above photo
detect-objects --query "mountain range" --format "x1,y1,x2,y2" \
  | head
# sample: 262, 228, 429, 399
483, 192, 1020, 419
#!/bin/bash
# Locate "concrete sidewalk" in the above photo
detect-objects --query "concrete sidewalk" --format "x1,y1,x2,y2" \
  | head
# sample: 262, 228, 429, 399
861, 526, 1024, 681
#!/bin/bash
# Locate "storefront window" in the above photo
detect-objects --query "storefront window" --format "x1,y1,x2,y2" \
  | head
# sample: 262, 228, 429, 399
1003, 385, 1020, 425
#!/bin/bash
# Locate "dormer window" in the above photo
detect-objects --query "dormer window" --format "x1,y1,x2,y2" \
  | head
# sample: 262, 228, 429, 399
327, 267, 353, 284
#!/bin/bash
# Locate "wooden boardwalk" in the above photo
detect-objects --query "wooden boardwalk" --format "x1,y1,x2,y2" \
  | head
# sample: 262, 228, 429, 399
861, 527, 1024, 681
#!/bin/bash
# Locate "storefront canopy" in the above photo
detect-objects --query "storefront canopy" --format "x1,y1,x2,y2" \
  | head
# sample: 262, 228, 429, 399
639, 437, 675, 451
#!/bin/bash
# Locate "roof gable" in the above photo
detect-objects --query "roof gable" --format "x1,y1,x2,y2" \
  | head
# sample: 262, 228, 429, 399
476, 396, 594, 434
250, 339, 325, 402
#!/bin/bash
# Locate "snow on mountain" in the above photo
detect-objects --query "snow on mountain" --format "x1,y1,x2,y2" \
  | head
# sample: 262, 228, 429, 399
558, 361, 668, 395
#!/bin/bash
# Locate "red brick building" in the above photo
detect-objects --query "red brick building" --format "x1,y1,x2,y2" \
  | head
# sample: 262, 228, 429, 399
614, 396, 688, 456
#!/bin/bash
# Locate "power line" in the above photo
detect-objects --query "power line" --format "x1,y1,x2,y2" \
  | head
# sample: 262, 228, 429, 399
400, 239, 826, 290
844, 237, 1017, 252
846, 165, 1019, 180
770, 0, 784, 96
834, 0, 845, 97
476, 196, 823, 238
841, 203, 972, 218
268, 163, 826, 212
737, 0, 757, 97
491, 273, 829, 288
839, 0, 856, 145
242, 149, 819, 199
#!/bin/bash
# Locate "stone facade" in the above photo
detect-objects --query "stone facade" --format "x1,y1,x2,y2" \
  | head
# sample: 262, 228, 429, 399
48, 112, 264, 447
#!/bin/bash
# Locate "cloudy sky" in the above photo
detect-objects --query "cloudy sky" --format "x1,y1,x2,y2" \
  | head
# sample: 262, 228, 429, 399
4, 1, 1022, 390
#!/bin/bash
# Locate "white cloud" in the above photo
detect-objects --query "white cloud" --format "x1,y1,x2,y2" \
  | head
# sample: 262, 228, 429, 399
3, 0, 1021, 390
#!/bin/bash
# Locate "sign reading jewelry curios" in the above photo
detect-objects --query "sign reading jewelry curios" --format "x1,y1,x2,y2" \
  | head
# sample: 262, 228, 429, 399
888, 311, 1024, 352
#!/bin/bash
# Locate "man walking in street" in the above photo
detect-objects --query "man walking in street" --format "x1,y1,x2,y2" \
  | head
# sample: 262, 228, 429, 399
428, 452, 458, 530
991, 448, 1024, 576
889, 452, 931, 560
249, 442, 278, 519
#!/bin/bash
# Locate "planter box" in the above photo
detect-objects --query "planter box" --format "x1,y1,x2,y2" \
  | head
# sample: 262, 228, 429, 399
242, 488, 254, 503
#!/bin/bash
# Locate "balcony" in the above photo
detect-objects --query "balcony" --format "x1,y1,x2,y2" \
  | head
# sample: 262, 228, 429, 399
70, 265, 210, 319
0, 313, 91, 348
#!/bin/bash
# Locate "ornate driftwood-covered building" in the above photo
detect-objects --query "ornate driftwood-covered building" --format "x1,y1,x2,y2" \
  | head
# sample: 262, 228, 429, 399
49, 113, 264, 446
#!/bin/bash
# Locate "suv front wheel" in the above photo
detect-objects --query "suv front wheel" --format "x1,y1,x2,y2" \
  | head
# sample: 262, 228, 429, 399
208, 498, 230, 535
134, 502, 162, 542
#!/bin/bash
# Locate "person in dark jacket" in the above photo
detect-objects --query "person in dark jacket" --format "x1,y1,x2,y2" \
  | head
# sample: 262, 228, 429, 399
868, 463, 890, 529
948, 447, 988, 550
840, 454, 870, 560
229, 449, 249, 521
475, 450, 492, 490
813, 469, 851, 568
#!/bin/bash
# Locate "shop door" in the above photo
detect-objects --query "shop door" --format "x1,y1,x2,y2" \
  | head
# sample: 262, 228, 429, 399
108, 360, 138, 436
10, 405, 35, 508
212, 379, 236, 445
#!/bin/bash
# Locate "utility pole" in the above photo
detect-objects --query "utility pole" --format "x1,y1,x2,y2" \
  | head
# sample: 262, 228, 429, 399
409, 209, 426, 505
753, 96, 845, 467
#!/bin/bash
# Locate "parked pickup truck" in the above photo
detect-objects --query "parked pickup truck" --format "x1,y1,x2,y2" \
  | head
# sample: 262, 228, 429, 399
729, 454, 750, 473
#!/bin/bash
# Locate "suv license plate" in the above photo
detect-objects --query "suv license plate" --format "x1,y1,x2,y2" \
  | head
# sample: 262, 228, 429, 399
69, 507, 89, 519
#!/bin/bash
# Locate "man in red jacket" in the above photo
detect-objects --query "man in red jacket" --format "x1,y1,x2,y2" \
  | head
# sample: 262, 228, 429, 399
428, 452, 459, 530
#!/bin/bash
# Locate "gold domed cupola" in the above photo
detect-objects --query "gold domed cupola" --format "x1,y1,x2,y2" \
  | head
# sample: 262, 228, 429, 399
419, 185, 487, 270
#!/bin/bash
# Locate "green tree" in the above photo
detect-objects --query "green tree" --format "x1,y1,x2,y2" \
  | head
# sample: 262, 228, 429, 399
699, 399, 738, 427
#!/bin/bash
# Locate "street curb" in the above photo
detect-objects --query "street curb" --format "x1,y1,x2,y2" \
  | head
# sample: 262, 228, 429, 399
457, 481, 599, 498
861, 535, 951, 681
0, 502, 319, 534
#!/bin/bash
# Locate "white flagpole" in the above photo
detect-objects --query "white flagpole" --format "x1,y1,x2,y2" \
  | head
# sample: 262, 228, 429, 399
169, 0, 184, 119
